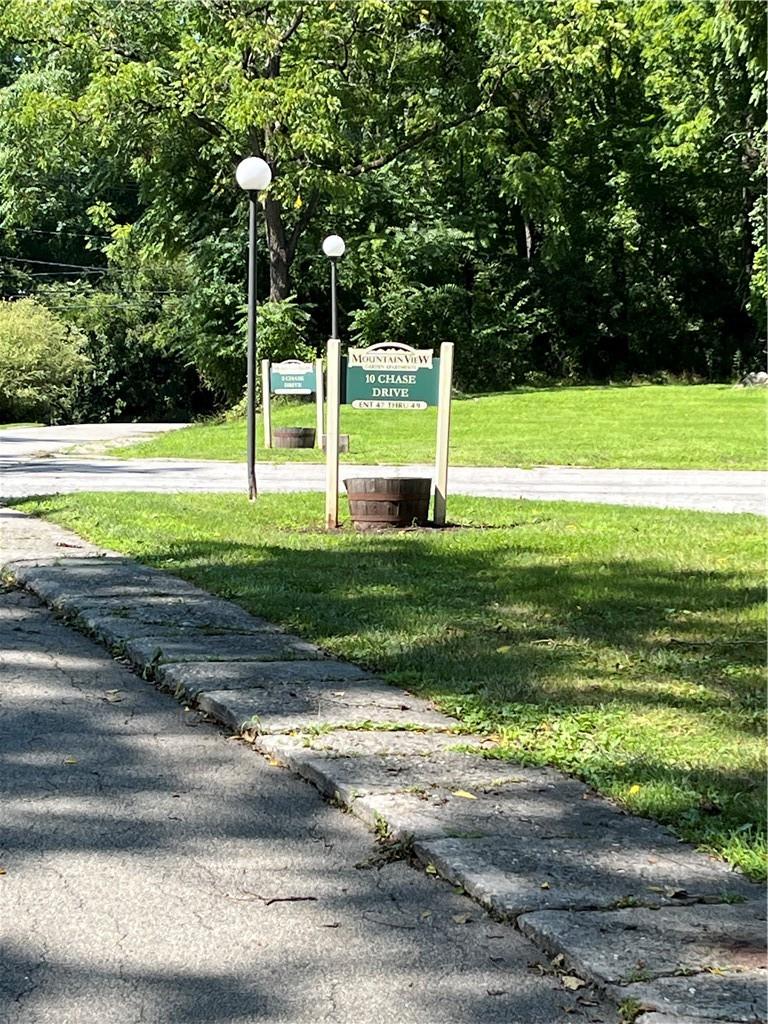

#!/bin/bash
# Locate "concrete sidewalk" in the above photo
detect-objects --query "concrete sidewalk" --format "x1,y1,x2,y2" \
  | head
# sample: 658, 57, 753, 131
2, 508, 765, 1024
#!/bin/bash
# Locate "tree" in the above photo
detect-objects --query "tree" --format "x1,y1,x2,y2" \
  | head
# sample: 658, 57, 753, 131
0, 298, 88, 421
0, 0, 485, 298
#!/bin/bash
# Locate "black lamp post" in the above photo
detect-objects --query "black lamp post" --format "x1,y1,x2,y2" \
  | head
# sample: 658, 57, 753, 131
236, 156, 272, 500
322, 234, 345, 338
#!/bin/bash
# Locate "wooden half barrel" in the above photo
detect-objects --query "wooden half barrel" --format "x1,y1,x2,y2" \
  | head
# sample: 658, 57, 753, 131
321, 433, 350, 453
273, 426, 316, 449
344, 477, 431, 531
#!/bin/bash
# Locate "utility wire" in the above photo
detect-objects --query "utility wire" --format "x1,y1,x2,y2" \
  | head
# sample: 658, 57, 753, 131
1, 255, 107, 271
1, 226, 112, 240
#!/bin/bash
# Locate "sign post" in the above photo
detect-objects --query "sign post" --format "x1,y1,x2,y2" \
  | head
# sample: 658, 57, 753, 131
315, 357, 324, 450
324, 341, 453, 529
325, 339, 341, 528
263, 358, 319, 450
433, 342, 454, 526
261, 359, 272, 448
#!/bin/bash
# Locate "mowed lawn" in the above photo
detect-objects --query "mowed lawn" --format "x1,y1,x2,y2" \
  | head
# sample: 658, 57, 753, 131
113, 384, 766, 469
17, 491, 766, 879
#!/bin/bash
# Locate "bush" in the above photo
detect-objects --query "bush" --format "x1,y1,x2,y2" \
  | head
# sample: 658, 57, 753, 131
0, 299, 88, 422
226, 297, 315, 411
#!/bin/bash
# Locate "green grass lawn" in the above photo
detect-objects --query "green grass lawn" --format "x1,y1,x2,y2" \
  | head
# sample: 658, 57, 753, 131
113, 384, 766, 469
16, 491, 766, 880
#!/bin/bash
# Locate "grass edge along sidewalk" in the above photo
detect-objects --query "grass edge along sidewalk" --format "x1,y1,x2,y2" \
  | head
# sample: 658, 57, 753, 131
14, 490, 766, 881
2, 507, 765, 1024
110, 384, 767, 471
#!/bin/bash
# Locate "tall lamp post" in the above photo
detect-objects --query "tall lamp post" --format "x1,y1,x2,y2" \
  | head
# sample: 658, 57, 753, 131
322, 234, 345, 529
236, 156, 272, 500
322, 234, 345, 338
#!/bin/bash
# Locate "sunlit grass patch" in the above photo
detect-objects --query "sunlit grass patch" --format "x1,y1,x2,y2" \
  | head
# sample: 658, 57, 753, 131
112, 383, 766, 470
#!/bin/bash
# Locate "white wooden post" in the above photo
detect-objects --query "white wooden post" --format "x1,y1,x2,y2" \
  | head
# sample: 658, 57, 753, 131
325, 339, 341, 529
261, 359, 272, 449
433, 341, 454, 526
315, 356, 324, 449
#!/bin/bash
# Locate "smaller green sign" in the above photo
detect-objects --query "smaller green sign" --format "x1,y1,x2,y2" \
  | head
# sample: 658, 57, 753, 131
271, 359, 316, 395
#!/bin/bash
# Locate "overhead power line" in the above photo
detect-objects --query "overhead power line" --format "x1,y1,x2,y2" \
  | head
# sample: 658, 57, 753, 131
2, 226, 112, 240
1, 255, 107, 271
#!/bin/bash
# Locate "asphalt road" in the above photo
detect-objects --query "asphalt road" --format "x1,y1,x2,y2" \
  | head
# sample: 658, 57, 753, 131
1, 424, 764, 514
0, 587, 616, 1024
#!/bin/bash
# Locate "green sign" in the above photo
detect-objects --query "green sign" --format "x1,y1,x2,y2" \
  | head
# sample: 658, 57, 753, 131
344, 344, 438, 409
270, 359, 316, 395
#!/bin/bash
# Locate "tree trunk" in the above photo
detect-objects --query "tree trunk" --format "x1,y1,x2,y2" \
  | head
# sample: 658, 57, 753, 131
263, 195, 290, 301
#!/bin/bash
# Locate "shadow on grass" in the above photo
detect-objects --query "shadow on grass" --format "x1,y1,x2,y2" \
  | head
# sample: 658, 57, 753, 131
124, 533, 764, 872
144, 536, 762, 712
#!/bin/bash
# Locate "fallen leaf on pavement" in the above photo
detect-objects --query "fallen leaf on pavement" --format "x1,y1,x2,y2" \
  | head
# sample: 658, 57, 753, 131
425, 864, 438, 875
452, 913, 472, 924
452, 790, 477, 799
562, 976, 586, 991
63, 756, 78, 765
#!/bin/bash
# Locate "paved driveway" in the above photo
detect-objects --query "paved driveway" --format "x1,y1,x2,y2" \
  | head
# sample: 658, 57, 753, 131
1, 424, 764, 514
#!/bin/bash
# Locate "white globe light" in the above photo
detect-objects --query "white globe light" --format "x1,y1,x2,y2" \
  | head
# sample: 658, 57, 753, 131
322, 234, 346, 258
235, 157, 272, 192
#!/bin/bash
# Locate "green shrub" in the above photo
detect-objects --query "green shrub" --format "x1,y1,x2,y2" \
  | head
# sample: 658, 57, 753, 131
0, 299, 89, 423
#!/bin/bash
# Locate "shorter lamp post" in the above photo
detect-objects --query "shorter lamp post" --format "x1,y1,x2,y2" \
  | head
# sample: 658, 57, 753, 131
322, 234, 345, 338
236, 156, 273, 500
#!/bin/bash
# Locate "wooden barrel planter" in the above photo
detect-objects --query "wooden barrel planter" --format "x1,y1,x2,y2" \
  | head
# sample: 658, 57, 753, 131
321, 433, 350, 453
344, 477, 431, 531
273, 426, 315, 449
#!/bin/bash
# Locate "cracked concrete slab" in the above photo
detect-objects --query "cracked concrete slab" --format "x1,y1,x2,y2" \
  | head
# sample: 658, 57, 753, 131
252, 736, 705, 849
123, 632, 324, 670
517, 903, 767, 984
79, 615, 213, 647
410, 835, 757, 918
609, 971, 767, 1022
196, 684, 454, 735
67, 593, 278, 635
9, 558, 207, 604
156, 659, 376, 697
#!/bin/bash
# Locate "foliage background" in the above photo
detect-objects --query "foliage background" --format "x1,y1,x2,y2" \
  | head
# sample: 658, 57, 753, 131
0, 0, 764, 419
